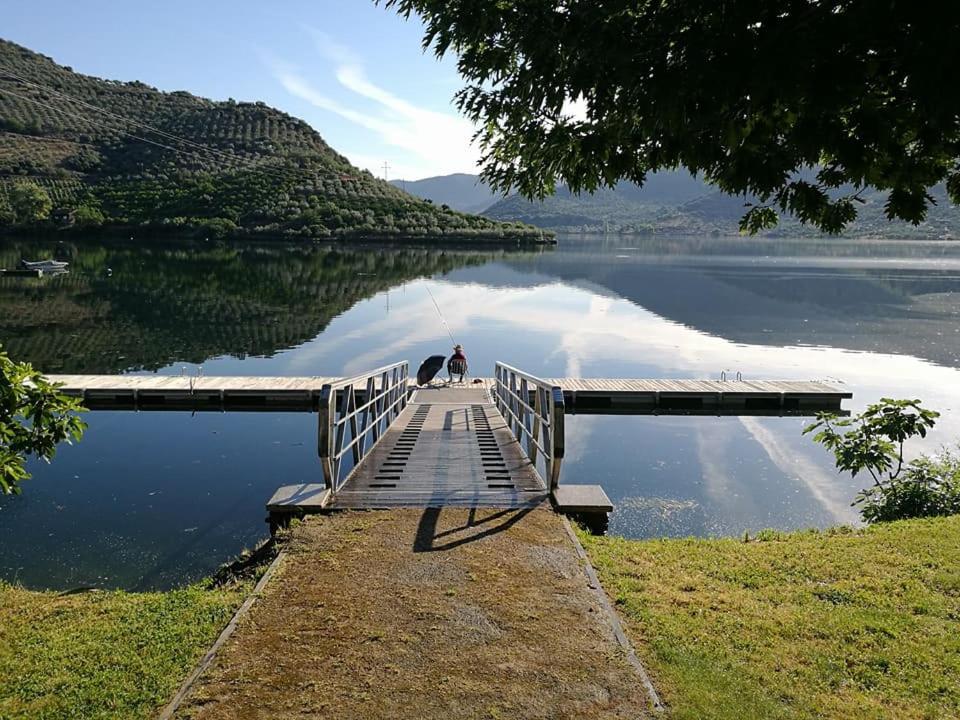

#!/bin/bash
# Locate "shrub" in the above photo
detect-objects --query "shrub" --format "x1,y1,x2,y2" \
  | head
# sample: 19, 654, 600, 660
857, 449, 960, 523
9, 180, 52, 223
0, 345, 86, 494
804, 398, 952, 523
74, 204, 105, 226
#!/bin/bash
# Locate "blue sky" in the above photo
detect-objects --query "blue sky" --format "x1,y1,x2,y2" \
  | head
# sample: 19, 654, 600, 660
2, 0, 477, 180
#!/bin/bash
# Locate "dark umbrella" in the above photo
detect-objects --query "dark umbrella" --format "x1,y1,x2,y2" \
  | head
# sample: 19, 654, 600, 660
416, 355, 446, 386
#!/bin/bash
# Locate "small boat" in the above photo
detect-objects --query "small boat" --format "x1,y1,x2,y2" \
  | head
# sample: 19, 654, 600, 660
20, 259, 70, 271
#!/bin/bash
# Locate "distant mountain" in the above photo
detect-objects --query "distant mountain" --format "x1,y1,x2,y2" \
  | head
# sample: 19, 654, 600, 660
391, 173, 500, 213
0, 39, 542, 242
482, 169, 960, 239
482, 170, 708, 233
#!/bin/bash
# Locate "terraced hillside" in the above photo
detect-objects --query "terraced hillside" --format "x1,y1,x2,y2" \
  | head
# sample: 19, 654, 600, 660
0, 40, 540, 241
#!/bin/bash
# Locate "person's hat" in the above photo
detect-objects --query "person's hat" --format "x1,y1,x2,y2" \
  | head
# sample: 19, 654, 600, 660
454, 344, 463, 350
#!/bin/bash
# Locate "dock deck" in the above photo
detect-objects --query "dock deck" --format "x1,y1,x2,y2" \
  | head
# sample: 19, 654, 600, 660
47, 374, 851, 414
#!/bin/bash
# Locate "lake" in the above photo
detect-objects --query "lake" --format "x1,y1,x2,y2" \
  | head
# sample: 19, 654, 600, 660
2, 235, 959, 590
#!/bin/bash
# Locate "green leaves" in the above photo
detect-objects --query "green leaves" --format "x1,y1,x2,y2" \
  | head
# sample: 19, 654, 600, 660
8, 180, 52, 223
386, 1, 960, 234
804, 398, 947, 522
738, 206, 778, 234
856, 449, 960, 523
0, 345, 86, 494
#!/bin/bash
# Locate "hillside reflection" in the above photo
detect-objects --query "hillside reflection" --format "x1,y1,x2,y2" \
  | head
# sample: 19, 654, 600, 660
0, 239, 509, 373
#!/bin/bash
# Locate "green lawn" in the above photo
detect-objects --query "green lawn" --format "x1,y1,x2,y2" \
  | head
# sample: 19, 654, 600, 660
0, 580, 250, 719
580, 516, 960, 720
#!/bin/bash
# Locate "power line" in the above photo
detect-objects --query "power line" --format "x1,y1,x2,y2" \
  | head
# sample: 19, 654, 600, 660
0, 86, 218, 161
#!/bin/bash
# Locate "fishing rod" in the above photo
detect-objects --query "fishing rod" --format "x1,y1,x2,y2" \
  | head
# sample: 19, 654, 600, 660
423, 283, 457, 346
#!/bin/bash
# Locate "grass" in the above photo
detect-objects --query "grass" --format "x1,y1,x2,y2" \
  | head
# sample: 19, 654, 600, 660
0, 579, 251, 720
580, 516, 960, 720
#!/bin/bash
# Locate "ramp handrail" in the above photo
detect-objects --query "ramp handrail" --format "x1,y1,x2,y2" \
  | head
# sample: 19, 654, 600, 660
493, 362, 565, 491
318, 361, 409, 493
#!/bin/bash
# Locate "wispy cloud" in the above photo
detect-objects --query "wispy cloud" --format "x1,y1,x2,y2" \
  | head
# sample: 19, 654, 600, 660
268, 27, 480, 179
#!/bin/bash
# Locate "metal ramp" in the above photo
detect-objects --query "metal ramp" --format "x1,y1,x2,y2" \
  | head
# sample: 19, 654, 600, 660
267, 361, 610, 519
329, 384, 547, 508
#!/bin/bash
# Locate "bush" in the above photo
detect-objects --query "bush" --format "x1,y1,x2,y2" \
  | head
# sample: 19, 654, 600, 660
857, 449, 960, 523
0, 345, 86, 494
8, 180, 52, 223
804, 398, 952, 523
195, 217, 238, 239
74, 204, 106, 226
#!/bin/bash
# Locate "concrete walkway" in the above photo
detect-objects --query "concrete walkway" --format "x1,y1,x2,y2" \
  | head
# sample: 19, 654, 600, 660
176, 508, 654, 719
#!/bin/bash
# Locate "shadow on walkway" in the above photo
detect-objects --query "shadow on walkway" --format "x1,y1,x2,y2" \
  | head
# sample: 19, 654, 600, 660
413, 505, 536, 553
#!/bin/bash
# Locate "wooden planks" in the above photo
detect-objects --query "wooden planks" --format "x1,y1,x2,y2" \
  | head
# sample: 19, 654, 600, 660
46, 374, 340, 411
329, 385, 548, 509
541, 377, 851, 415
46, 374, 851, 415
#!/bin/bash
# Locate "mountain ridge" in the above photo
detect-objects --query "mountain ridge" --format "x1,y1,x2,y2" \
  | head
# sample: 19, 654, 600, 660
405, 170, 960, 239
390, 173, 500, 213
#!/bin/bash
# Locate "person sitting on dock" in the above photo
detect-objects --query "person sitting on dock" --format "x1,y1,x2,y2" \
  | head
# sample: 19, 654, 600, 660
447, 344, 468, 384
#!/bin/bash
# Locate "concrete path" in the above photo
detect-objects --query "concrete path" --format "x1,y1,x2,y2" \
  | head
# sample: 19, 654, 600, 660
176, 508, 654, 719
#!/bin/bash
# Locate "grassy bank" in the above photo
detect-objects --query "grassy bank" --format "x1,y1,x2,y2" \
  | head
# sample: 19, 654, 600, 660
0, 580, 251, 719
581, 516, 960, 720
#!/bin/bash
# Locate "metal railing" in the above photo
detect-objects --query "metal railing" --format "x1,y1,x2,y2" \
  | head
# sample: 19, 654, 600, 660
318, 361, 409, 493
493, 362, 565, 491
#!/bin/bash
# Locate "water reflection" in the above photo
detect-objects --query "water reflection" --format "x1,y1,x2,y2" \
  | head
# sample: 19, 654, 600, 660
1, 235, 959, 589
0, 239, 503, 373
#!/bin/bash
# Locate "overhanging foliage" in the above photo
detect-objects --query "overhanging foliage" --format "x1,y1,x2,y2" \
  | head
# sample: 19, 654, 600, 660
384, 1, 960, 233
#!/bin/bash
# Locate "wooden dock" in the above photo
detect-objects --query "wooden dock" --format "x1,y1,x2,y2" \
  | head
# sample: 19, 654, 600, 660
47, 374, 851, 414
46, 374, 340, 411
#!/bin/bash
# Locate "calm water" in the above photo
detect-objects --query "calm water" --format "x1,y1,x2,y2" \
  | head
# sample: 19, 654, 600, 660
2, 236, 959, 589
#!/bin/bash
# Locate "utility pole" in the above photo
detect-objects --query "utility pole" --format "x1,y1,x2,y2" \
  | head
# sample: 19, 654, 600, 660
382, 161, 390, 182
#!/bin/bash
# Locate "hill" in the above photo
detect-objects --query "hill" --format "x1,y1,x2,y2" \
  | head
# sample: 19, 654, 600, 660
482, 170, 960, 238
0, 40, 542, 242
390, 173, 500, 213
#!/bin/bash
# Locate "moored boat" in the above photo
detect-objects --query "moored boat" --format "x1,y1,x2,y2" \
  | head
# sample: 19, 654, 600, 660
20, 259, 70, 271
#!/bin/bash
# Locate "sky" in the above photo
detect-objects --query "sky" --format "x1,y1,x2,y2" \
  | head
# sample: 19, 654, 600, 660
1, 0, 478, 180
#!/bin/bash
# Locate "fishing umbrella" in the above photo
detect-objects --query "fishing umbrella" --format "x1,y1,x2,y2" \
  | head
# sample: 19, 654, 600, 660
416, 355, 446, 386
